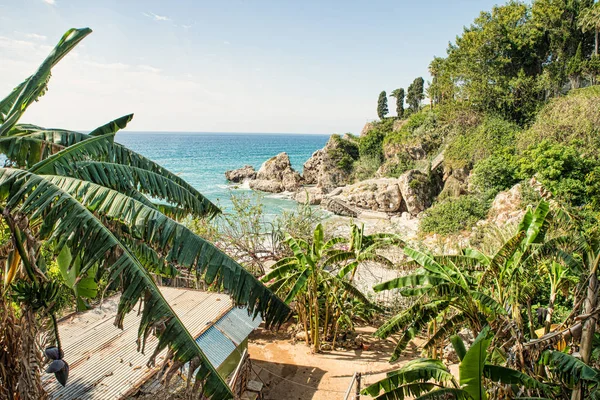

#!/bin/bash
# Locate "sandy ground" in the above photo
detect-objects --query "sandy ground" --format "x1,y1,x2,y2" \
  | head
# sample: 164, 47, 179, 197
247, 325, 423, 400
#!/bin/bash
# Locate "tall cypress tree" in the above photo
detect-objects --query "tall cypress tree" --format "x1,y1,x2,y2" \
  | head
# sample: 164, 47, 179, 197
406, 77, 425, 112
377, 91, 389, 120
390, 88, 405, 118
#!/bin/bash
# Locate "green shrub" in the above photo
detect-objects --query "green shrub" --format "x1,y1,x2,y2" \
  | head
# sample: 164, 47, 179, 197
381, 153, 415, 178
384, 110, 437, 147
420, 195, 489, 236
518, 140, 597, 206
519, 181, 543, 209
471, 153, 519, 198
517, 86, 600, 154
445, 115, 519, 169
359, 129, 385, 162
353, 155, 382, 181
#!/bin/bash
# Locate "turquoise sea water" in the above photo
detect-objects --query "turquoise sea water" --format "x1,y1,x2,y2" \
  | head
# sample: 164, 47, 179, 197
116, 132, 330, 216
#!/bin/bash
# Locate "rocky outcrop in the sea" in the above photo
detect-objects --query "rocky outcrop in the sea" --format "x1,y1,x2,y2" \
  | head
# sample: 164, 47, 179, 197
302, 135, 358, 191
225, 165, 256, 183
248, 152, 303, 193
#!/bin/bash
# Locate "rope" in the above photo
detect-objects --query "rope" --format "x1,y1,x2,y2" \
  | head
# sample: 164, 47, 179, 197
252, 364, 347, 393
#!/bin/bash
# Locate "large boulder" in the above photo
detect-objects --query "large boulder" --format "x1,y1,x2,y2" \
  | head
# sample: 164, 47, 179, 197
398, 169, 439, 216
249, 179, 283, 193
249, 152, 302, 193
331, 178, 403, 213
321, 198, 358, 218
302, 135, 357, 192
225, 165, 256, 183
294, 186, 325, 205
488, 183, 525, 226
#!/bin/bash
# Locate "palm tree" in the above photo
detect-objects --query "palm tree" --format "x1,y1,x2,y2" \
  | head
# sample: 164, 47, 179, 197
362, 326, 549, 400
0, 28, 290, 400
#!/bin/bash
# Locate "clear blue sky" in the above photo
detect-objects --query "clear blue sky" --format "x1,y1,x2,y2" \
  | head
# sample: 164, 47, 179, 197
0, 0, 501, 134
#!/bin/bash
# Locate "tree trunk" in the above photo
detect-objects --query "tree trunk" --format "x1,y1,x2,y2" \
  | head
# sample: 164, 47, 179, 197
544, 291, 556, 335
311, 277, 320, 353
298, 301, 310, 346
18, 306, 48, 399
526, 299, 536, 339
595, 28, 598, 57
572, 256, 599, 400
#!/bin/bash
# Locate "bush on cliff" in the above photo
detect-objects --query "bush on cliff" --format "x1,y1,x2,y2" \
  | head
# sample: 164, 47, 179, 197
445, 115, 520, 169
420, 195, 489, 236
518, 140, 600, 207
326, 134, 359, 173
471, 153, 520, 199
359, 128, 385, 163
517, 86, 600, 156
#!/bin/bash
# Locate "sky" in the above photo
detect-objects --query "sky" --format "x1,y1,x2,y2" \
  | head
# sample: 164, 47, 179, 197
0, 0, 501, 134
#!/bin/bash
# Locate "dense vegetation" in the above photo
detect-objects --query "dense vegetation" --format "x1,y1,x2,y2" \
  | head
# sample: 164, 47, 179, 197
330, 0, 600, 238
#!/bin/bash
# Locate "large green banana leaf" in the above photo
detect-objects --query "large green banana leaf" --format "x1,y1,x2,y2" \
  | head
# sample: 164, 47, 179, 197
42, 174, 291, 327
0, 28, 91, 135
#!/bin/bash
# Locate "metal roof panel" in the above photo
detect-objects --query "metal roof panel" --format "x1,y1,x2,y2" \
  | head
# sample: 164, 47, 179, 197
44, 287, 233, 399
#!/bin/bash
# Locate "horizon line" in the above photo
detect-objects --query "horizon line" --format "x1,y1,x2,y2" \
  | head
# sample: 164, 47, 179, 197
112, 130, 335, 135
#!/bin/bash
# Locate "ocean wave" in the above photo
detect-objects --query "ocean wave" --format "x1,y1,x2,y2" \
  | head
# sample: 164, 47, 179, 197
265, 191, 295, 200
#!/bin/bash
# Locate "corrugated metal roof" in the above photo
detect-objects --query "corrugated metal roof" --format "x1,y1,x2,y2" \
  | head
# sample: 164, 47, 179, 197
43, 287, 247, 400
194, 308, 263, 369
195, 326, 237, 368
214, 307, 263, 346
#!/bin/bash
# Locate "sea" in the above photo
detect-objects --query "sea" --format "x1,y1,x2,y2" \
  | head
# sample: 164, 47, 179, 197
116, 132, 330, 217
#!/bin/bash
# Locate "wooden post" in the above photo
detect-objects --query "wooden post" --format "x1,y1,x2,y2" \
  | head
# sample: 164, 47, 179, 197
355, 372, 361, 400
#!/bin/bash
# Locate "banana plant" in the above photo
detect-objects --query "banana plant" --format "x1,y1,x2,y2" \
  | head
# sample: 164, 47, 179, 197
333, 223, 403, 280
372, 247, 505, 362
56, 246, 98, 311
262, 223, 377, 352
362, 326, 550, 400
541, 349, 600, 398
0, 28, 290, 399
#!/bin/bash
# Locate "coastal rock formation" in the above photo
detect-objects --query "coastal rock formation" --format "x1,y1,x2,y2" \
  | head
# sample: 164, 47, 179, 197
249, 152, 303, 193
294, 186, 325, 205
397, 169, 438, 216
330, 178, 403, 213
488, 183, 525, 226
321, 198, 358, 218
302, 135, 357, 191
225, 165, 256, 183
439, 166, 470, 199
360, 122, 375, 136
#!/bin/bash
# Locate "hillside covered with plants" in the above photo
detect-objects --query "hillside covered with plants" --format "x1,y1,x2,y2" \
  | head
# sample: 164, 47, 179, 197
329, 0, 600, 238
